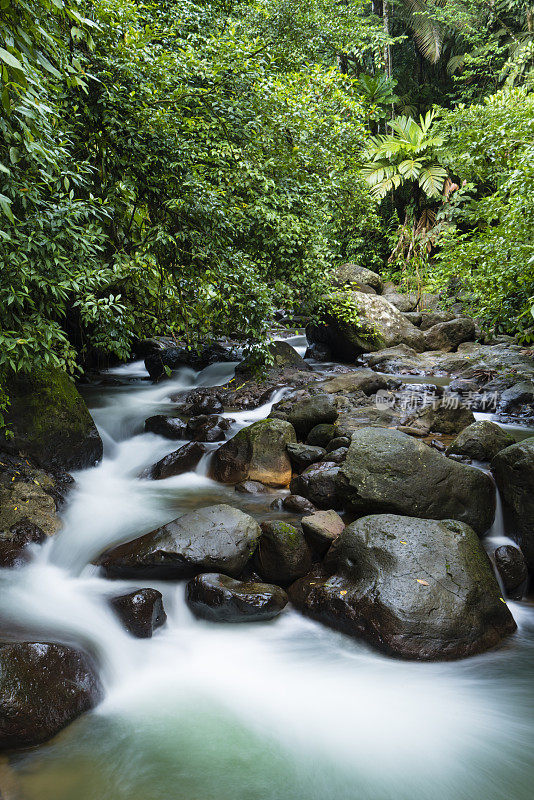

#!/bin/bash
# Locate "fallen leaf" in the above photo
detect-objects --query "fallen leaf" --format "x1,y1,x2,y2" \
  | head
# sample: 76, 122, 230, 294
400, 540, 407, 544
339, 590, 347, 596
416, 579, 429, 586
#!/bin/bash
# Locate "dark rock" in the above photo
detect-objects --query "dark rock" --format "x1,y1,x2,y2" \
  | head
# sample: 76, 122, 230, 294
236, 340, 311, 378
323, 447, 347, 463
306, 424, 337, 448
144, 415, 186, 440
181, 395, 224, 416
0, 641, 102, 749
289, 514, 516, 660
337, 427, 496, 535
403, 311, 422, 326
304, 343, 332, 362
186, 573, 288, 622
255, 521, 312, 585
326, 437, 351, 451
423, 318, 476, 351
209, 418, 296, 487
494, 545, 528, 598
290, 462, 341, 509
185, 415, 232, 442
301, 510, 345, 556
281, 495, 316, 514
110, 588, 167, 638
0, 367, 103, 471
492, 438, 534, 570
419, 310, 456, 330
0, 520, 46, 567
97, 504, 261, 579
402, 400, 476, 436
271, 393, 338, 439
499, 381, 534, 413
141, 442, 206, 480
447, 421, 515, 462
145, 343, 238, 381
286, 443, 326, 471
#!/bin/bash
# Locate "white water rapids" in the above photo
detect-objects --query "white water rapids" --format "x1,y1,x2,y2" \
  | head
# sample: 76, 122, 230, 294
2, 349, 534, 800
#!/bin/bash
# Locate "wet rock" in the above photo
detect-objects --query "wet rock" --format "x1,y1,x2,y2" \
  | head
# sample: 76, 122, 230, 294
0, 641, 102, 749
494, 545, 528, 598
402, 400, 476, 436
271, 393, 338, 439
447, 421, 516, 462
185, 415, 232, 443
423, 318, 475, 352
304, 343, 332, 362
318, 369, 389, 397
286, 443, 326, 472
144, 415, 186, 440
235, 480, 273, 494
236, 340, 311, 378
255, 521, 312, 585
0, 520, 46, 567
290, 514, 516, 660
499, 381, 534, 413
181, 395, 224, 416
326, 437, 351, 451
492, 438, 534, 570
306, 424, 337, 448
0, 452, 71, 537
337, 428, 496, 535
301, 510, 345, 556
142, 442, 206, 480
280, 495, 316, 514
306, 292, 425, 362
323, 447, 347, 463
110, 588, 167, 638
186, 573, 288, 622
98, 504, 261, 579
332, 263, 383, 293
419, 310, 457, 330
210, 419, 296, 487
145, 343, 238, 381
362, 345, 442, 375
0, 367, 103, 471
290, 462, 341, 510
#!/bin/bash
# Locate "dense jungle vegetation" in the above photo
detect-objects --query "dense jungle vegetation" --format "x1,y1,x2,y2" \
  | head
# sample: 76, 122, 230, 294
0, 0, 533, 396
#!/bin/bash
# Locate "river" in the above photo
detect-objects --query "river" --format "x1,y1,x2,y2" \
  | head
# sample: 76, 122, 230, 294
2, 344, 534, 800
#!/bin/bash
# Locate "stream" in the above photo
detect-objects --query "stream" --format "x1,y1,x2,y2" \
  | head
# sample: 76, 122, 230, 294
2, 343, 534, 800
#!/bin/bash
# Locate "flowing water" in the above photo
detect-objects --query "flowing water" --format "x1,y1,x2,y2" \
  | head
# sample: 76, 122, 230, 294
2, 355, 534, 800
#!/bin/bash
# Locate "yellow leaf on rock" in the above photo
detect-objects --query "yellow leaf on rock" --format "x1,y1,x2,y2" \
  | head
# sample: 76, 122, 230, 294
416, 579, 429, 586
340, 590, 347, 596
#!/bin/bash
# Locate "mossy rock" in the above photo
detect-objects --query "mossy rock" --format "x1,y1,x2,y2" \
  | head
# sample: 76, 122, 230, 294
1, 367, 103, 471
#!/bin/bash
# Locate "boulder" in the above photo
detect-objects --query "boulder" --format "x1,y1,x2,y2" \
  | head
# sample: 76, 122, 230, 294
0, 367, 102, 471
447, 421, 516, 462
337, 428, 496, 535
0, 520, 46, 567
141, 442, 206, 480
110, 588, 167, 638
494, 545, 528, 598
271, 394, 338, 438
185, 415, 232, 442
180, 395, 224, 416
318, 369, 388, 397
255, 521, 312, 585
235, 480, 273, 494
290, 462, 341, 510
280, 495, 316, 514
419, 310, 456, 330
286, 443, 326, 472
304, 343, 332, 362
331, 263, 383, 292
144, 342, 238, 381
289, 514, 516, 660
306, 424, 337, 448
186, 573, 288, 622
97, 504, 261, 579
326, 437, 351, 451
236, 340, 311, 378
382, 286, 418, 312
301, 510, 345, 556
491, 438, 534, 570
323, 447, 347, 463
209, 419, 296, 487
307, 292, 426, 362
144, 415, 186, 440
402, 400, 476, 436
499, 381, 534, 413
423, 318, 476, 352
403, 311, 422, 326
0, 642, 102, 749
